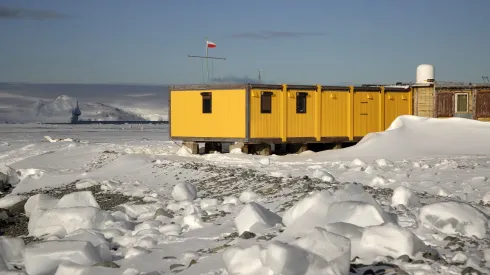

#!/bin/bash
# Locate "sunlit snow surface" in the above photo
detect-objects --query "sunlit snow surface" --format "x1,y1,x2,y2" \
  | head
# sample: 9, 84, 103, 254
0, 115, 490, 275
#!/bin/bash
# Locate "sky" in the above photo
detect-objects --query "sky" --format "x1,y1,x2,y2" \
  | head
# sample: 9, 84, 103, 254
1, 0, 490, 85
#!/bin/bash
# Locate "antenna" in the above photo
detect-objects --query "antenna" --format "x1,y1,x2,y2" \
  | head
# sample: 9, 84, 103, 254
258, 69, 262, 83
483, 76, 489, 83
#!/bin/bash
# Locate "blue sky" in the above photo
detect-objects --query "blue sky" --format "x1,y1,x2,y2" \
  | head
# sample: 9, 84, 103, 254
1, 0, 490, 85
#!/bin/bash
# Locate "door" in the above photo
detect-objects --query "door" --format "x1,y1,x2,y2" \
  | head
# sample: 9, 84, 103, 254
476, 92, 490, 119
436, 92, 454, 117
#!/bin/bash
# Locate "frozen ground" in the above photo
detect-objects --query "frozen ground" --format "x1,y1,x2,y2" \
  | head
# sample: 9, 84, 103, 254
0, 115, 490, 275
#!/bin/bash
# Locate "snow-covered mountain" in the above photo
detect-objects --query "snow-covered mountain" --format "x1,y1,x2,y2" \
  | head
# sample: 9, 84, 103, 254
1, 95, 146, 123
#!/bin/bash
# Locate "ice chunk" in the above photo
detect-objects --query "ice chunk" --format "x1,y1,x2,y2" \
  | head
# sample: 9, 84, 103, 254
360, 223, 428, 258
0, 237, 25, 263
391, 186, 421, 208
326, 201, 392, 227
30, 207, 115, 237
200, 198, 219, 210
223, 196, 239, 205
222, 245, 273, 275
53, 262, 91, 275
312, 169, 335, 183
63, 229, 112, 262
235, 202, 282, 235
182, 214, 204, 230
24, 194, 59, 218
53, 191, 100, 209
171, 182, 198, 201
0, 195, 26, 209
291, 227, 351, 275
239, 190, 260, 203
0, 166, 20, 186
24, 240, 102, 275
281, 191, 333, 227
264, 241, 309, 275
0, 254, 7, 271
418, 201, 488, 238
482, 192, 490, 204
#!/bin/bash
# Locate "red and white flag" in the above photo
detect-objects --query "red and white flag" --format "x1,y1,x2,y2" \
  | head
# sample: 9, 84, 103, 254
206, 40, 216, 48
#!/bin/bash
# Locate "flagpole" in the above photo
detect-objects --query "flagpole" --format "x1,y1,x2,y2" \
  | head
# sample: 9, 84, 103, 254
205, 37, 209, 83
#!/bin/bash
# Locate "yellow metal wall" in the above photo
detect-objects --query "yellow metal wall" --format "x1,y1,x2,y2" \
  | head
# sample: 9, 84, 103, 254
353, 90, 381, 137
250, 88, 282, 138
286, 89, 316, 138
384, 91, 411, 129
321, 90, 350, 137
170, 89, 246, 138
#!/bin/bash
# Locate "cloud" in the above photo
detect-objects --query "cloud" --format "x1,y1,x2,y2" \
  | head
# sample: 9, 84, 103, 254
227, 30, 325, 40
0, 5, 66, 20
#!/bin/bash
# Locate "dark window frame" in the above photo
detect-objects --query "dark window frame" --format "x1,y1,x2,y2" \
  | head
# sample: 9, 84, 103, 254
296, 92, 307, 113
260, 91, 273, 114
201, 92, 212, 113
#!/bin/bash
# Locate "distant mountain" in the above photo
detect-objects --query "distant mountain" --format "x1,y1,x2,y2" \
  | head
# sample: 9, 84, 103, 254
0, 83, 169, 123
1, 95, 147, 123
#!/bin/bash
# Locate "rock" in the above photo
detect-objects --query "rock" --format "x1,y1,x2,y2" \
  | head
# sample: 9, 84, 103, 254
422, 251, 440, 261
461, 266, 483, 275
0, 208, 11, 221
239, 231, 256, 239
451, 252, 467, 265
93, 261, 120, 268
153, 208, 173, 219
397, 254, 412, 263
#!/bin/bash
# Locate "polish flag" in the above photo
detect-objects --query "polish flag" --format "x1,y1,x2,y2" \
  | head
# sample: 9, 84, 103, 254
206, 40, 216, 48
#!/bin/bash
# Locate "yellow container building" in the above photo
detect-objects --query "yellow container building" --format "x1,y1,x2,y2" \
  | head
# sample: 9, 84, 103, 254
169, 83, 413, 154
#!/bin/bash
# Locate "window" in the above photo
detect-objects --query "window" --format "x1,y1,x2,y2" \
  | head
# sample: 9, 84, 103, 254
201, 92, 212, 113
296, 92, 307, 113
455, 93, 468, 113
261, 91, 272, 113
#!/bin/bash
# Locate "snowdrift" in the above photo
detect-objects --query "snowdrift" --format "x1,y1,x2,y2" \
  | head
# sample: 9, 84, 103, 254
306, 115, 490, 161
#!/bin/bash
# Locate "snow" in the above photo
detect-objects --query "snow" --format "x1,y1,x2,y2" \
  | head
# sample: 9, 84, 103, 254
1, 115, 490, 274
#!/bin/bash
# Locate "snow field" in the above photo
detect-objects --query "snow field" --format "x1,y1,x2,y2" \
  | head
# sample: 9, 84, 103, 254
0, 116, 490, 274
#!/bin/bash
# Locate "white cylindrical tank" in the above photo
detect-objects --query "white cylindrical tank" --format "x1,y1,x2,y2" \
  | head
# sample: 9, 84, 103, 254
416, 64, 435, 83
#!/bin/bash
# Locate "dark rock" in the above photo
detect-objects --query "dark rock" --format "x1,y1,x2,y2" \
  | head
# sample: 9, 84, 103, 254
188, 259, 197, 267
397, 254, 412, 263
423, 251, 440, 261
412, 260, 425, 264
8, 199, 27, 214
461, 266, 483, 275
154, 208, 174, 219
170, 263, 185, 270
239, 231, 256, 239
93, 261, 120, 268
362, 269, 375, 275
163, 256, 177, 260
438, 258, 448, 265
444, 236, 459, 242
